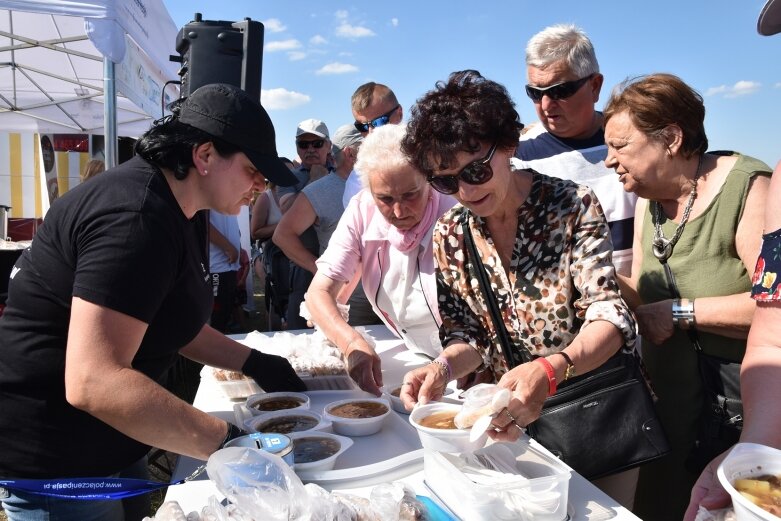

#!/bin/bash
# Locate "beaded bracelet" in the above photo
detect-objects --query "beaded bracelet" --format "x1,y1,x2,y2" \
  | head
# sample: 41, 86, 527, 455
430, 356, 452, 381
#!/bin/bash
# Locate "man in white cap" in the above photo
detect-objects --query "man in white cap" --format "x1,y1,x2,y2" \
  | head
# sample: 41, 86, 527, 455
269, 119, 332, 329
683, 2, 781, 519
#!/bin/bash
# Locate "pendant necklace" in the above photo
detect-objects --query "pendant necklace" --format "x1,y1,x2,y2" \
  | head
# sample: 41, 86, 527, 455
652, 155, 704, 262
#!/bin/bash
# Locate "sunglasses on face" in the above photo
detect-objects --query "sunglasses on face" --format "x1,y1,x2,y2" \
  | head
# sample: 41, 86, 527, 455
353, 104, 400, 133
296, 139, 326, 150
427, 143, 498, 195
525, 74, 594, 102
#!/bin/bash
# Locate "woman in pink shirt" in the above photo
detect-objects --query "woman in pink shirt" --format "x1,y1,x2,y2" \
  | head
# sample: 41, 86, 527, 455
307, 125, 456, 395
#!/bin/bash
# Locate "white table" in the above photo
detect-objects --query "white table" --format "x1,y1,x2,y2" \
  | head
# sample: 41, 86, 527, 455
164, 325, 640, 520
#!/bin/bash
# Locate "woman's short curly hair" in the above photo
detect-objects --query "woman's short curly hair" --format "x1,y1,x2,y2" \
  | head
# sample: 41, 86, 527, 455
401, 70, 523, 175
603, 73, 708, 159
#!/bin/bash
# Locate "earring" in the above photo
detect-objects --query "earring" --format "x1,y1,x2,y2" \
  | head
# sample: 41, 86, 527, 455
204, 169, 208, 175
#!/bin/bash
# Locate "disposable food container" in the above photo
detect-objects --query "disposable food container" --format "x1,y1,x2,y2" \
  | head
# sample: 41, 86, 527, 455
425, 440, 572, 521
380, 384, 409, 414
244, 409, 328, 435
207, 368, 261, 401
286, 431, 354, 472
409, 402, 486, 453
717, 442, 781, 521
322, 397, 390, 436
245, 392, 310, 416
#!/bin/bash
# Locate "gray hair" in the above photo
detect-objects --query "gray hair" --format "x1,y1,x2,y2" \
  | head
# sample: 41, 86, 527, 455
354, 124, 410, 189
525, 24, 599, 78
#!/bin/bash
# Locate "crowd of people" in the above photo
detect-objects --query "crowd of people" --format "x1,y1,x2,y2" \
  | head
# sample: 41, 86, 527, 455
0, 2, 780, 519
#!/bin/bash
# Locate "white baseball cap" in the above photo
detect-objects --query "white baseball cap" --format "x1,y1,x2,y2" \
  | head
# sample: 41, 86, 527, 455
296, 119, 330, 139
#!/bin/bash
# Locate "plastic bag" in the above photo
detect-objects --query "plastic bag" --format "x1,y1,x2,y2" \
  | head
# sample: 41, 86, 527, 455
143, 501, 199, 521
454, 383, 510, 429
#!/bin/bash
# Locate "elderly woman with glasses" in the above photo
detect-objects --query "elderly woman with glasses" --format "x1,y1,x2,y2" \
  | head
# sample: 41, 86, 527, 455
398, 69, 636, 438
306, 124, 456, 395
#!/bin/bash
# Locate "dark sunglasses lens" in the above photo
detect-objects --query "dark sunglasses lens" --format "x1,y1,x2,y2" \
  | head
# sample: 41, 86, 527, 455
370, 115, 391, 129
461, 163, 493, 185
354, 122, 370, 133
297, 140, 325, 149
429, 176, 458, 194
525, 85, 543, 101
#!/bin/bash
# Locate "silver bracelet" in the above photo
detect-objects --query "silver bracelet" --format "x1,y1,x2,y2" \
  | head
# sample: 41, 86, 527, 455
672, 298, 696, 330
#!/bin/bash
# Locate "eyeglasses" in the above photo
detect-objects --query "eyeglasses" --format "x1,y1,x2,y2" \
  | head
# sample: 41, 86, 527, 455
296, 139, 326, 150
525, 74, 594, 102
427, 143, 497, 195
353, 104, 400, 133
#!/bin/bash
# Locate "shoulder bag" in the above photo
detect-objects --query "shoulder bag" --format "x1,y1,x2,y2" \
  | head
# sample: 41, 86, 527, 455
463, 220, 670, 480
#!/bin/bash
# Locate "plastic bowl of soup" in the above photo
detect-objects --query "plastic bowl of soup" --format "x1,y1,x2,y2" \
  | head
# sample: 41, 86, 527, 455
381, 384, 455, 415
322, 398, 390, 436
245, 409, 327, 435
286, 431, 354, 472
718, 443, 781, 521
245, 392, 310, 416
409, 402, 487, 453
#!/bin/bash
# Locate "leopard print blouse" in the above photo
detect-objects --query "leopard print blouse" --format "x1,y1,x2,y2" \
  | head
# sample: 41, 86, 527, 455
433, 170, 637, 379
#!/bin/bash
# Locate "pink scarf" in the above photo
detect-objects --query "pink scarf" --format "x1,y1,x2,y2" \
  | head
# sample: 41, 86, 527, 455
386, 190, 439, 253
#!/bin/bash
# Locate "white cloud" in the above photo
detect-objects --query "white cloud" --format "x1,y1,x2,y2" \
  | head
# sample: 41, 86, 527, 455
310, 35, 328, 45
705, 80, 761, 98
335, 10, 348, 19
315, 62, 359, 75
336, 22, 375, 38
288, 51, 306, 61
775, 82, 781, 88
391, 18, 399, 27
260, 88, 310, 110
264, 39, 301, 52
262, 18, 286, 33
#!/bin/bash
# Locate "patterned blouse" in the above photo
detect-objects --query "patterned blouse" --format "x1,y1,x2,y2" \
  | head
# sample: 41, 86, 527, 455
433, 171, 637, 379
751, 227, 781, 301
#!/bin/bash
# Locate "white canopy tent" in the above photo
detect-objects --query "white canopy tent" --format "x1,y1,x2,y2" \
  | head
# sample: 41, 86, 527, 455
0, 0, 180, 151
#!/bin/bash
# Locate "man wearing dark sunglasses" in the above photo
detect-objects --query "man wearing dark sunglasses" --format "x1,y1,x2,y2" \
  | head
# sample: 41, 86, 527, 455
342, 82, 404, 208
518, 24, 639, 510
515, 24, 637, 280
275, 118, 333, 329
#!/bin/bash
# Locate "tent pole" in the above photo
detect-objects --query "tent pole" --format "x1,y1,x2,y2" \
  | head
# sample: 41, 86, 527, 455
103, 58, 117, 168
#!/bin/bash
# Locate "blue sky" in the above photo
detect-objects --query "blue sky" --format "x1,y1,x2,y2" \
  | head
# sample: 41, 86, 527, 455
164, 0, 781, 168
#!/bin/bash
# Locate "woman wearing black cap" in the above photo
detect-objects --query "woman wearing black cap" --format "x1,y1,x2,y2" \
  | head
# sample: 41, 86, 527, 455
0, 84, 305, 521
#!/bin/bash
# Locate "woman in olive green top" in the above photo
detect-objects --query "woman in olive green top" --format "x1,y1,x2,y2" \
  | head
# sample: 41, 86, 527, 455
603, 73, 771, 519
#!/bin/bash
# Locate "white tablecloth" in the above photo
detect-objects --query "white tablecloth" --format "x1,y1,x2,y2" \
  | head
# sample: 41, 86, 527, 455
164, 325, 640, 520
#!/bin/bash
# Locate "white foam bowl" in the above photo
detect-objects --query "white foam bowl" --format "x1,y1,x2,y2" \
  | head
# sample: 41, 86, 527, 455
717, 442, 781, 521
380, 384, 409, 414
322, 397, 391, 437
245, 409, 328, 435
287, 431, 354, 472
409, 402, 487, 453
245, 392, 310, 416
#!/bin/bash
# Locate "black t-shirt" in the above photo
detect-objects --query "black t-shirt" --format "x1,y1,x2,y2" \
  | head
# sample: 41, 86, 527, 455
0, 156, 212, 478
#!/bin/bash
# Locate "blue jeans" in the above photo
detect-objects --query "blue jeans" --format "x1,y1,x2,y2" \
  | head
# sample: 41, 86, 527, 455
1, 457, 151, 521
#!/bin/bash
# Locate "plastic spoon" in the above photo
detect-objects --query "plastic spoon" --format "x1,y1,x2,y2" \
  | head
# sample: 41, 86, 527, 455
468, 388, 512, 442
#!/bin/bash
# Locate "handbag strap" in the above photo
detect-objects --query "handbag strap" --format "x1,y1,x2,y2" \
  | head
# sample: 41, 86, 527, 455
462, 219, 528, 368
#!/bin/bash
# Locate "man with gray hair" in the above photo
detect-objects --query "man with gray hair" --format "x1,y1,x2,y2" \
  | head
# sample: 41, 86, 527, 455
274, 125, 378, 327
516, 24, 636, 277
342, 82, 403, 208
517, 24, 638, 508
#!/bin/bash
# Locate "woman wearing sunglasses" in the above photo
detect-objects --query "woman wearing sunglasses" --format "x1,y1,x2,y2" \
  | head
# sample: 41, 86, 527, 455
398, 69, 637, 488
306, 124, 457, 395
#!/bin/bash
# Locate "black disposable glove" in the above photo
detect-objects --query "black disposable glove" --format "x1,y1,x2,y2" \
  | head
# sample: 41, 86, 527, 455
219, 422, 247, 450
241, 349, 307, 392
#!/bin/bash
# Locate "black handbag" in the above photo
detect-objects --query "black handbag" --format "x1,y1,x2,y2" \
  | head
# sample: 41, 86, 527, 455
463, 221, 670, 480
656, 259, 744, 474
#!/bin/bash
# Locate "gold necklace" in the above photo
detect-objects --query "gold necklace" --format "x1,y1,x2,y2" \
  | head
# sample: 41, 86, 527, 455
651, 155, 704, 262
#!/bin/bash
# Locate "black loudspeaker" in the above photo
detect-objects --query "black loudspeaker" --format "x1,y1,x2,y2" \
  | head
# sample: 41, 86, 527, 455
173, 13, 264, 99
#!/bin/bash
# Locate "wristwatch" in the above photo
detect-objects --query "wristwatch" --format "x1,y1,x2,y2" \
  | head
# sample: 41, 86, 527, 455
672, 298, 696, 330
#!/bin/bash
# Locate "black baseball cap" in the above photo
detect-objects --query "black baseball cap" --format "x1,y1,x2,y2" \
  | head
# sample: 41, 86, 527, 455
178, 83, 297, 187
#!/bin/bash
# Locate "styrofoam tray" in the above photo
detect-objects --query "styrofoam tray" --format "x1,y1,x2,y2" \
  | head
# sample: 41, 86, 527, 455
286, 389, 424, 489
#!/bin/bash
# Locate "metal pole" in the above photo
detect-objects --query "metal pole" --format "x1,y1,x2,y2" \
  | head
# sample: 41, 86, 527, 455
103, 58, 117, 169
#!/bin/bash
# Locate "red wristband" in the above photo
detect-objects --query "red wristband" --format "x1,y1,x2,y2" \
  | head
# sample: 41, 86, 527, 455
534, 357, 557, 396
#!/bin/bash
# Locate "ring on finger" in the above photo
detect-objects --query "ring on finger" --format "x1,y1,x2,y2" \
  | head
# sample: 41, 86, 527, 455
512, 420, 526, 432
504, 409, 517, 423
402, 382, 412, 386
